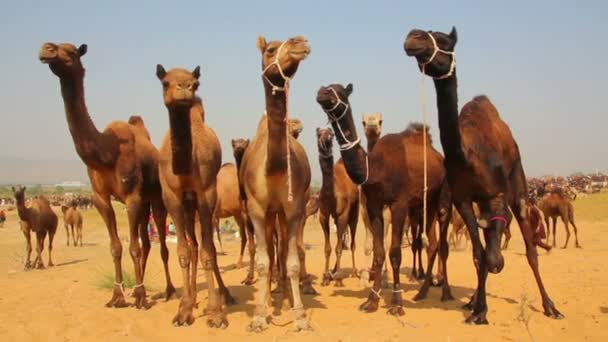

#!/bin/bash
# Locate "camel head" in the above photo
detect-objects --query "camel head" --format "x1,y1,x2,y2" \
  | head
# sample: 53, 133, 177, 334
478, 193, 508, 274
231, 138, 250, 159
257, 35, 310, 91
362, 113, 383, 138
288, 118, 304, 139
11, 186, 26, 203
316, 83, 353, 113
316, 127, 334, 157
404, 27, 457, 79
39, 42, 87, 78
156, 65, 201, 109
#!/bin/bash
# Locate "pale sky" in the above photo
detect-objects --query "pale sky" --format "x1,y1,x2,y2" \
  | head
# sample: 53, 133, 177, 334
1, 0, 606, 183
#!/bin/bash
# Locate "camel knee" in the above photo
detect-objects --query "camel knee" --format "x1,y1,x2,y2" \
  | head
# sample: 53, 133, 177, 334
255, 250, 270, 276
110, 241, 123, 258
286, 255, 300, 278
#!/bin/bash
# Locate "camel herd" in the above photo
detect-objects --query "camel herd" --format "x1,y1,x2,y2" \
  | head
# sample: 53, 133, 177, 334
29, 26, 577, 331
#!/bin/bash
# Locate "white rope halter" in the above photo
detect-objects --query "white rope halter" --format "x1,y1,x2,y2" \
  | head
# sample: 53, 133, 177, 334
420, 32, 456, 80
262, 41, 290, 95
321, 86, 369, 185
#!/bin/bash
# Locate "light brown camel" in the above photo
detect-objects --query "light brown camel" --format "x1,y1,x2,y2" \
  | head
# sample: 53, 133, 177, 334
61, 201, 83, 246
316, 127, 359, 287
240, 35, 311, 332
13, 186, 58, 269
317, 84, 453, 316
212, 162, 244, 255
156, 64, 232, 327
39, 43, 175, 309
0, 209, 6, 227
405, 26, 562, 323
540, 193, 580, 248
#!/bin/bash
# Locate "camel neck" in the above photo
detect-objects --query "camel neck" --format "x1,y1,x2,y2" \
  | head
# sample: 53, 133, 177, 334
366, 133, 380, 152
319, 154, 335, 198
167, 104, 195, 175
59, 74, 118, 169
329, 105, 370, 185
234, 151, 245, 172
15, 198, 31, 222
433, 73, 463, 162
263, 81, 289, 175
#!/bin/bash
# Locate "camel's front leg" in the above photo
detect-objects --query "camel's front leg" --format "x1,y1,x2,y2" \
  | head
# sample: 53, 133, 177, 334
359, 202, 385, 313
247, 203, 271, 333
287, 215, 312, 331
151, 198, 176, 300
22, 227, 33, 270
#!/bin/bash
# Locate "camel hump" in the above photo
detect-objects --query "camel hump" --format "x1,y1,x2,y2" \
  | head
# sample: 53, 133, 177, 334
128, 115, 146, 127
462, 95, 499, 117
404, 122, 430, 135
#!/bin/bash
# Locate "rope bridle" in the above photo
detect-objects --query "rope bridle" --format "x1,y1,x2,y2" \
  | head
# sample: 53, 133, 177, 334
419, 32, 456, 80
322, 86, 369, 185
262, 41, 290, 95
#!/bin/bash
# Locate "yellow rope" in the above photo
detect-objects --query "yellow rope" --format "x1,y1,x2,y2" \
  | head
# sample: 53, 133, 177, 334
421, 64, 429, 241
285, 81, 293, 202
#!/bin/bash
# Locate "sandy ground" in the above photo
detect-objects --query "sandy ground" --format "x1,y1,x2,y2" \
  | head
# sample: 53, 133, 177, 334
1, 198, 607, 342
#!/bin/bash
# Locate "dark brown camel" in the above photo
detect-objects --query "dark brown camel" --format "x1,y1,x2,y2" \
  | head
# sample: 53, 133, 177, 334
156, 64, 233, 327
61, 201, 83, 246
241, 35, 311, 332
0, 209, 6, 228
13, 186, 58, 269
405, 26, 563, 323
39, 43, 175, 308
316, 127, 359, 287
540, 193, 580, 248
317, 84, 453, 316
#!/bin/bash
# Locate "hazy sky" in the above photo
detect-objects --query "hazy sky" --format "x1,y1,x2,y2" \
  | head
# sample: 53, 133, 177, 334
1, 0, 606, 183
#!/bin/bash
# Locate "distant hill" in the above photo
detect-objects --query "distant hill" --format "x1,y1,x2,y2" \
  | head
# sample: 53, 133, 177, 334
0, 157, 88, 185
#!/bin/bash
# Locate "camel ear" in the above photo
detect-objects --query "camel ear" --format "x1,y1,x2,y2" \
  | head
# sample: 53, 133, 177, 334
316, 127, 321, 136
449, 26, 458, 44
345, 83, 353, 96
256, 35, 267, 53
231, 139, 237, 148
78, 44, 87, 56
245, 139, 250, 145
192, 66, 201, 79
362, 119, 366, 128
156, 64, 167, 80
377, 112, 383, 120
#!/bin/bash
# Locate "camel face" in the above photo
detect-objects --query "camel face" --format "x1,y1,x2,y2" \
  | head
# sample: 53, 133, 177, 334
362, 113, 383, 137
156, 65, 200, 107
231, 138, 250, 157
404, 27, 457, 79
316, 84, 353, 111
257, 35, 310, 84
288, 118, 303, 138
39, 42, 87, 77
316, 127, 334, 155
11, 186, 26, 203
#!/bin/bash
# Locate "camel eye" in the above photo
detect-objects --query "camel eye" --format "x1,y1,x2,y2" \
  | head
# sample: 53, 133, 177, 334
266, 47, 276, 54
162, 81, 169, 89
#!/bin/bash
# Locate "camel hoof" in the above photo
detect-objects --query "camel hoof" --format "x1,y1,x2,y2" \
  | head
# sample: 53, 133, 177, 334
560, 245, 567, 249
165, 284, 177, 301
172, 299, 195, 326
413, 290, 428, 302
432, 278, 444, 287
351, 269, 359, 278
207, 314, 228, 329
301, 282, 319, 295
321, 273, 332, 286
462, 302, 474, 311
133, 286, 150, 310
543, 301, 565, 319
241, 275, 255, 285
359, 299, 379, 313
387, 305, 405, 316
247, 316, 268, 333
105, 289, 128, 309
294, 318, 312, 332
576, 244, 582, 249
441, 292, 455, 302
416, 271, 426, 280
334, 279, 345, 288
465, 312, 489, 325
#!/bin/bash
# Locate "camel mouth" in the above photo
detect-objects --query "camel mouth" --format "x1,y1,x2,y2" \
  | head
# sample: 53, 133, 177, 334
289, 49, 310, 60
39, 55, 57, 64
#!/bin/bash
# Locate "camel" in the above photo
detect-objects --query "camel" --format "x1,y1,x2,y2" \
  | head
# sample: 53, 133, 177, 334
0, 209, 6, 227
240, 35, 311, 332
404, 26, 563, 323
39, 43, 175, 308
61, 201, 83, 246
540, 193, 580, 248
450, 204, 514, 250
212, 162, 244, 255
13, 186, 58, 269
317, 84, 453, 316
156, 64, 233, 327
316, 127, 359, 287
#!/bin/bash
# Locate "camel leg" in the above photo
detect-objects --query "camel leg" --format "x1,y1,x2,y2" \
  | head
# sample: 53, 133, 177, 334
23, 228, 32, 270
456, 201, 489, 325
65, 223, 70, 246
331, 217, 348, 287
213, 214, 225, 255
125, 196, 148, 310
77, 222, 83, 246
298, 215, 317, 295
138, 206, 151, 280
501, 220, 512, 250
387, 205, 406, 316
552, 217, 557, 247
359, 196, 373, 285
349, 201, 359, 278
242, 217, 256, 285
152, 198, 176, 300
560, 213, 570, 249
544, 215, 551, 243
569, 207, 581, 248
48, 227, 56, 267
286, 215, 311, 331
247, 202, 271, 333
34, 231, 45, 269
71, 224, 77, 246
93, 193, 127, 308
437, 206, 453, 301
235, 212, 247, 268
198, 189, 228, 328
359, 201, 385, 313
509, 166, 563, 319
319, 211, 332, 286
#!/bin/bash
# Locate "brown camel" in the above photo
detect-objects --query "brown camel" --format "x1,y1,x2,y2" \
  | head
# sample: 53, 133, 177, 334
240, 35, 311, 332
61, 201, 83, 246
450, 204, 514, 250
317, 84, 453, 316
13, 186, 58, 269
39, 43, 175, 309
405, 26, 563, 323
0, 209, 6, 227
540, 193, 580, 248
213, 162, 244, 255
156, 64, 233, 327
316, 127, 359, 287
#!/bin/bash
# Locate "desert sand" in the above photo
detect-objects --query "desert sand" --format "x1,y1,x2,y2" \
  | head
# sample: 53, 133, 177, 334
1, 194, 607, 342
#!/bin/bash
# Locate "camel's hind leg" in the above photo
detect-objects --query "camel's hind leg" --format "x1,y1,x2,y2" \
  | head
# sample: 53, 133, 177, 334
125, 195, 149, 310
34, 231, 46, 269
65, 223, 71, 246
152, 198, 176, 300
551, 217, 557, 247
71, 224, 77, 246
235, 212, 247, 268
319, 211, 332, 286
348, 201, 359, 278
77, 221, 83, 246
285, 213, 311, 331
331, 217, 348, 287
47, 226, 56, 267
242, 216, 256, 285
502, 219, 512, 250
22, 227, 33, 270
568, 204, 581, 248
247, 202, 271, 332
387, 204, 407, 316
